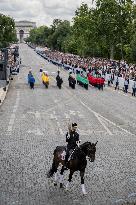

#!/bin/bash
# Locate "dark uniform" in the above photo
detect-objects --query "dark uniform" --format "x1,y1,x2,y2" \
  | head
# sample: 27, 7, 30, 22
65, 124, 79, 164
56, 73, 63, 89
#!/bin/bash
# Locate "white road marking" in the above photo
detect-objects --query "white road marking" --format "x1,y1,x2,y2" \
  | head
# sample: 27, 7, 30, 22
78, 129, 106, 136
69, 110, 76, 115
27, 111, 40, 119
50, 113, 57, 120
64, 113, 70, 119
7, 91, 20, 134
78, 129, 93, 136
21, 114, 25, 119
35, 111, 40, 119
114, 199, 126, 204
128, 193, 136, 198
9, 115, 16, 125
13, 108, 17, 113
56, 121, 64, 135
53, 110, 64, 135
80, 100, 135, 136
27, 128, 43, 136
54, 99, 59, 104
94, 113, 113, 135
7, 126, 13, 132
130, 177, 136, 182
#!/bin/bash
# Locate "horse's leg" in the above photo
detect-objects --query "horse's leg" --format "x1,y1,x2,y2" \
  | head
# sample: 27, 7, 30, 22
59, 166, 65, 188
54, 172, 58, 186
66, 170, 74, 190
47, 159, 58, 178
80, 169, 87, 195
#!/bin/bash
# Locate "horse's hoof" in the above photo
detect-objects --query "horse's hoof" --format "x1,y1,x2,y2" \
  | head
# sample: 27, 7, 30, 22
54, 183, 57, 186
60, 183, 63, 188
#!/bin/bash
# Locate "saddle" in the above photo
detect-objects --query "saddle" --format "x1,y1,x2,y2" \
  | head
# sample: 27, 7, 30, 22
59, 146, 80, 161
60, 148, 75, 161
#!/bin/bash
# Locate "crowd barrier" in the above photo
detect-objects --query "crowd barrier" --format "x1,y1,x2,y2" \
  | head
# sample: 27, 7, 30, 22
27, 43, 36, 49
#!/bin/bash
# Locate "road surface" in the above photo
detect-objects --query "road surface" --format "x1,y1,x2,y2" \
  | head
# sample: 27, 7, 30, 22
0, 44, 136, 205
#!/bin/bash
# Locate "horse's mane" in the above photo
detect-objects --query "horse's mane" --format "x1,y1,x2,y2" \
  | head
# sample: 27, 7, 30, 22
80, 141, 90, 149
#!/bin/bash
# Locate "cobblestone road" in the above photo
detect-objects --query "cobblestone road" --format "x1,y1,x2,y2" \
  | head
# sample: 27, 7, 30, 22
0, 44, 136, 205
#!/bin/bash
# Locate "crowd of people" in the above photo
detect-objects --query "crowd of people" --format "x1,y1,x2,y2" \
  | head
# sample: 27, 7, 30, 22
42, 49, 136, 96
27, 44, 136, 96
44, 50, 136, 80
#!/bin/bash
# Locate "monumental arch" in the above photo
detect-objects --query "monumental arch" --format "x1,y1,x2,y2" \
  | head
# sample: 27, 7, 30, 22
15, 21, 36, 43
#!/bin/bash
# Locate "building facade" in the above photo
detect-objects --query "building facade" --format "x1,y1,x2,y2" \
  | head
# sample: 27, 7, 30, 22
15, 21, 36, 43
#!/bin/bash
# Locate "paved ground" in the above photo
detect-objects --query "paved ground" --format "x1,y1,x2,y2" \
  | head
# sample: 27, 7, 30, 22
0, 81, 9, 106
0, 80, 6, 88
0, 44, 136, 205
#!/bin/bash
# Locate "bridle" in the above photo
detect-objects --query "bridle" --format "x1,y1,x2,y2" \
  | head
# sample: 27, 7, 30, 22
87, 146, 96, 161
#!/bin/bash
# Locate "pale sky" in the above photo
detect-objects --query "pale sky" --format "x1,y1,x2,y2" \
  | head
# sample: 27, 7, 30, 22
0, 0, 94, 27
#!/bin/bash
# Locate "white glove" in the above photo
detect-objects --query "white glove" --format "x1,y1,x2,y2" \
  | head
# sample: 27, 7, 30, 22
67, 134, 70, 139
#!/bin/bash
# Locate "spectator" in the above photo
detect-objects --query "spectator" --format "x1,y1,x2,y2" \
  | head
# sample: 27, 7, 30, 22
132, 79, 136, 96
124, 78, 129, 93
108, 74, 111, 86
115, 76, 119, 90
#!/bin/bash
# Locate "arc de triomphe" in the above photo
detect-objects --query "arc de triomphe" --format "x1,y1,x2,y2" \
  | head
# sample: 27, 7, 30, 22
15, 21, 36, 43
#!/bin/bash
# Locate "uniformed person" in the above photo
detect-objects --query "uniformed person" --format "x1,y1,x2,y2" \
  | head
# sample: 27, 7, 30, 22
64, 123, 80, 168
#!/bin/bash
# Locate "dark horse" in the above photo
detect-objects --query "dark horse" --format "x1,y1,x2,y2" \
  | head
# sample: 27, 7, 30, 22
47, 141, 98, 194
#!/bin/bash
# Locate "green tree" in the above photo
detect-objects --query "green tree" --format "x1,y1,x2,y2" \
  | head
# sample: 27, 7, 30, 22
0, 14, 17, 48
26, 26, 51, 46
72, 4, 94, 56
95, 0, 133, 59
27, 0, 136, 62
48, 20, 71, 50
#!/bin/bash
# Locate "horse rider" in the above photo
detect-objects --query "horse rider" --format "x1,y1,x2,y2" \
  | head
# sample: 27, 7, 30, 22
64, 123, 80, 168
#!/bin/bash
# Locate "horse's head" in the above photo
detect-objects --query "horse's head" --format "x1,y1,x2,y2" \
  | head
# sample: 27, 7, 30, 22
86, 141, 98, 162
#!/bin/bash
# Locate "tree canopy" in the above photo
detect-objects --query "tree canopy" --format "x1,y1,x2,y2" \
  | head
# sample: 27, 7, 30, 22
27, 0, 136, 62
0, 14, 17, 48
